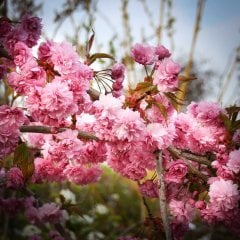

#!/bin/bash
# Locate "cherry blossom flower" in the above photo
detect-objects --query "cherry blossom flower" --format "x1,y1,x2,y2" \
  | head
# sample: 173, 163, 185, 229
153, 58, 180, 92
131, 43, 157, 65
6, 167, 24, 189
208, 178, 239, 211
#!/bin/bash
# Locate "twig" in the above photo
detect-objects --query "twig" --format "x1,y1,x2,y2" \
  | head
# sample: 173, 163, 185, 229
167, 146, 211, 166
156, 150, 172, 240
20, 125, 99, 141
167, 146, 209, 182
87, 87, 100, 100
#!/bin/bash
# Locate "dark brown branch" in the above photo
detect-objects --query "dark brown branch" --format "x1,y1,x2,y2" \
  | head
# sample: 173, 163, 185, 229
20, 125, 99, 141
167, 146, 211, 166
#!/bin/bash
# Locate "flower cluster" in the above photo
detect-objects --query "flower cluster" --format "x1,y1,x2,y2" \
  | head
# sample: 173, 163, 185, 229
0, 105, 28, 160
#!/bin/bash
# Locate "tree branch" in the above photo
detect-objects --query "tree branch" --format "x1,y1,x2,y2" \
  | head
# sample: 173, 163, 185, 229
20, 125, 99, 141
156, 150, 172, 240
167, 146, 212, 166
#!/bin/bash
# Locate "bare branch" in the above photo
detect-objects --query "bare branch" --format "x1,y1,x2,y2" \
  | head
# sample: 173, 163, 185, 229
20, 125, 99, 141
156, 150, 172, 240
167, 146, 212, 166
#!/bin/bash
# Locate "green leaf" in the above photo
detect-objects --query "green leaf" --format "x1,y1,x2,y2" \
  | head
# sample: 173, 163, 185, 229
164, 92, 184, 110
134, 82, 157, 95
225, 106, 240, 121
220, 113, 232, 132
13, 143, 34, 181
89, 53, 115, 65
198, 191, 209, 201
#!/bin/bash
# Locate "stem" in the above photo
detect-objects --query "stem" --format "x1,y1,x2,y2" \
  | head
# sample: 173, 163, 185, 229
71, 114, 77, 129
156, 150, 172, 240
87, 87, 100, 100
144, 65, 149, 77
20, 125, 99, 141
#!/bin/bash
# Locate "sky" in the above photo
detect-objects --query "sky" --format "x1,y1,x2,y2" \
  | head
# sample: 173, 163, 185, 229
29, 0, 240, 105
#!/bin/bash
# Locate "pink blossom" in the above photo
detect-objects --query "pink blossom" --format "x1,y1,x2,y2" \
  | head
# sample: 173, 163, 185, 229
20, 14, 42, 47
155, 45, 171, 60
165, 160, 188, 184
21, 14, 42, 34
94, 94, 123, 113
8, 59, 46, 94
142, 94, 176, 123
216, 166, 235, 180
0, 105, 28, 159
146, 122, 176, 149
38, 203, 63, 224
139, 180, 158, 198
107, 140, 156, 180
227, 150, 240, 174
195, 200, 206, 210
38, 40, 53, 60
33, 81, 78, 126
49, 41, 79, 75
131, 43, 157, 65
25, 202, 63, 224
75, 62, 94, 81
25, 130, 46, 149
42, 130, 83, 161
78, 141, 107, 164
64, 165, 102, 185
3, 27, 28, 54
208, 178, 239, 211
187, 101, 223, 124
6, 167, 24, 189
0, 105, 27, 130
111, 62, 125, 81
13, 41, 32, 66
33, 157, 66, 182
153, 58, 180, 92
113, 108, 145, 141
169, 199, 194, 222
112, 63, 125, 97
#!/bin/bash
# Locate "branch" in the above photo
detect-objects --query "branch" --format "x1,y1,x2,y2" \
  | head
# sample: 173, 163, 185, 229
168, 146, 209, 182
167, 146, 212, 166
20, 125, 99, 141
87, 87, 100, 101
156, 150, 172, 240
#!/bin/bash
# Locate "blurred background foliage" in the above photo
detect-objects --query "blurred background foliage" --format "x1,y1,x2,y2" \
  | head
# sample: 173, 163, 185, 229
0, 0, 240, 239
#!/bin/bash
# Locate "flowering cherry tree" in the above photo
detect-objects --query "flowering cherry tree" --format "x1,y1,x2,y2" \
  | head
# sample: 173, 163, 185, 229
0, 14, 240, 240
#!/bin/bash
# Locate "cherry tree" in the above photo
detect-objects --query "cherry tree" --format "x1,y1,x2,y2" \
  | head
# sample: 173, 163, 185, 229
0, 14, 239, 240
